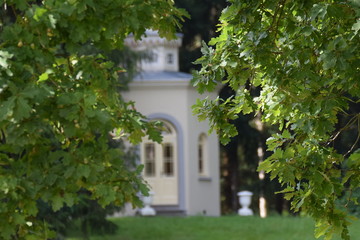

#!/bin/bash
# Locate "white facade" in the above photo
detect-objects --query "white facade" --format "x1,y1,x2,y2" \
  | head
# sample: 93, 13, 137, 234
122, 30, 220, 216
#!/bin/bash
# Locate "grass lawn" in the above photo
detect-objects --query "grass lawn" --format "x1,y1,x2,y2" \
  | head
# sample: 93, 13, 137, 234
66, 216, 360, 240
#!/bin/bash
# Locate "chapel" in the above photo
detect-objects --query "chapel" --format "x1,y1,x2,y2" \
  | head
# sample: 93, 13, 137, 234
122, 30, 220, 216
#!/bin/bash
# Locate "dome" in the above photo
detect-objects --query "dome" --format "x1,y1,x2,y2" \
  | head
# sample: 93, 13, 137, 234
125, 30, 183, 72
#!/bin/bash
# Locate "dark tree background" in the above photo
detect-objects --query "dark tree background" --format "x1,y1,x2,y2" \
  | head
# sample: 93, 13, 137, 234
175, 0, 228, 73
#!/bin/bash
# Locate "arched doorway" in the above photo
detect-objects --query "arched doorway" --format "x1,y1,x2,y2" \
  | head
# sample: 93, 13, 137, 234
141, 120, 178, 205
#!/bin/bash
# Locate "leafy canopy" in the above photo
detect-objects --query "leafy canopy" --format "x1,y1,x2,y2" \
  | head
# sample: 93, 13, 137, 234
193, 0, 359, 239
0, 0, 187, 239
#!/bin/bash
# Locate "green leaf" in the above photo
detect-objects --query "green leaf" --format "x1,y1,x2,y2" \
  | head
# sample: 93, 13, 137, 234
310, 4, 327, 21
139, 181, 149, 196
0, 97, 15, 121
25, 201, 38, 216
258, 159, 273, 172
282, 130, 291, 139
38, 69, 54, 82
14, 97, 32, 120
48, 14, 57, 28
322, 54, 337, 70
33, 7, 48, 21
77, 164, 91, 178
351, 19, 360, 35
348, 150, 360, 163
0, 224, 14, 239
64, 165, 76, 179
275, 186, 294, 194
315, 221, 331, 239
13, 213, 25, 225
51, 194, 64, 211
301, 26, 314, 37
38, 72, 49, 82
63, 193, 75, 207
0, 50, 13, 69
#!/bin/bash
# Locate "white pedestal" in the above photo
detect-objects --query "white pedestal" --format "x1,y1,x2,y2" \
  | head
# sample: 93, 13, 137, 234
140, 192, 156, 216
238, 207, 254, 216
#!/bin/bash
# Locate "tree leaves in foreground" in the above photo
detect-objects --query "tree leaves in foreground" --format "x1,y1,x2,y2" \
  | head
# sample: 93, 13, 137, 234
192, 1, 359, 239
0, 0, 187, 239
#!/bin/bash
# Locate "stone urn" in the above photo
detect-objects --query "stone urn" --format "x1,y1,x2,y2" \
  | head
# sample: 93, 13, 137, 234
237, 191, 254, 216
140, 191, 156, 216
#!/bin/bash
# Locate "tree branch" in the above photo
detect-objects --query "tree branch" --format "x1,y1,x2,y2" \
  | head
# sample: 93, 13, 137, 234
344, 114, 360, 157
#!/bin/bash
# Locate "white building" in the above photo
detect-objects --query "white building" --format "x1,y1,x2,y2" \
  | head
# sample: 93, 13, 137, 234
122, 30, 220, 216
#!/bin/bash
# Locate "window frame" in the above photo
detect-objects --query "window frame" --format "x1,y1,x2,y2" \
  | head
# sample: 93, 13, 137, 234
198, 133, 209, 177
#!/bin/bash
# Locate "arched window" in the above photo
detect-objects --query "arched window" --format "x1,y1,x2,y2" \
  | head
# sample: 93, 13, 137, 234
144, 51, 158, 63
144, 143, 155, 176
163, 143, 174, 176
166, 53, 174, 64
198, 133, 208, 176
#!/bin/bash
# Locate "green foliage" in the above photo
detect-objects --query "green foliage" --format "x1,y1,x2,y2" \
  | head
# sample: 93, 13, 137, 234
37, 193, 119, 239
193, 0, 359, 239
0, 0, 187, 239
36, 137, 141, 239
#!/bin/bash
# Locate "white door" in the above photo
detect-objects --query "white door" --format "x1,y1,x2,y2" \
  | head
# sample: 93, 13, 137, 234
141, 122, 178, 205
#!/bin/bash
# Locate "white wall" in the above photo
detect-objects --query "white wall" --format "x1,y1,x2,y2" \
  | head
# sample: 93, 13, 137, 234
122, 80, 220, 216
185, 87, 220, 216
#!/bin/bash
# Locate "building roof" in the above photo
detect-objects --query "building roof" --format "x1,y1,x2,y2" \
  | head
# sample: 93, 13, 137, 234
129, 71, 193, 88
133, 71, 192, 82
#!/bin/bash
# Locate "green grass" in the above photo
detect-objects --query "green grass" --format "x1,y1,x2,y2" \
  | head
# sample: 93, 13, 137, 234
67, 216, 360, 240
